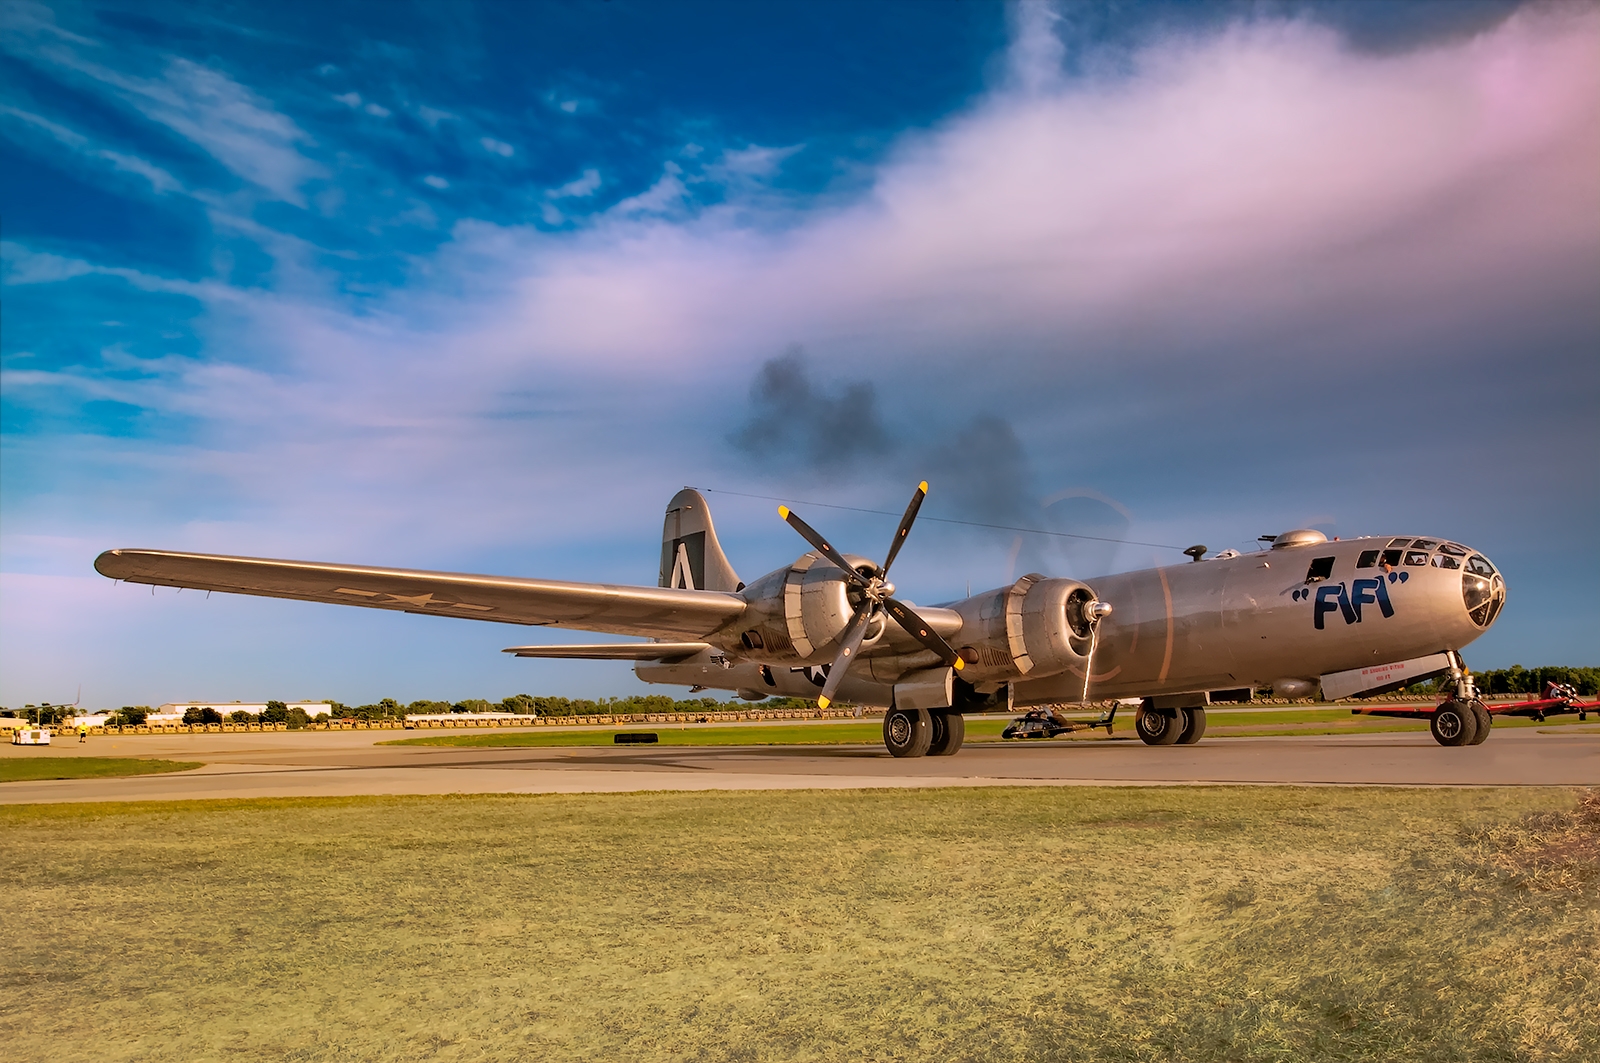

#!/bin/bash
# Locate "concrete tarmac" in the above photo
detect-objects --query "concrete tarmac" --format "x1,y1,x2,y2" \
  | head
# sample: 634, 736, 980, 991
3, 725, 1596, 803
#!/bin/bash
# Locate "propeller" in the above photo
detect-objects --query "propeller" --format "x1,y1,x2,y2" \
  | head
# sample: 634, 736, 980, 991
778, 481, 964, 709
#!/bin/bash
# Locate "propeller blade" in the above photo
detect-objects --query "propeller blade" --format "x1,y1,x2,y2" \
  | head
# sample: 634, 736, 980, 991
883, 597, 966, 672
880, 480, 927, 577
815, 604, 875, 710
778, 505, 868, 586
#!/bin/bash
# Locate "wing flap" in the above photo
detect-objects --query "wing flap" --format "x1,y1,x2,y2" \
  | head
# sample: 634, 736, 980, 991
95, 549, 745, 640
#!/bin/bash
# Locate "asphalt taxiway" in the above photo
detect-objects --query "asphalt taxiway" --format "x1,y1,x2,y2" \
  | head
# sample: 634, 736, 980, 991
3, 725, 1595, 803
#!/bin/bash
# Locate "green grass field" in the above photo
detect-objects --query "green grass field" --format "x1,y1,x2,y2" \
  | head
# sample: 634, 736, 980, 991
0, 757, 201, 783
3, 787, 1595, 1062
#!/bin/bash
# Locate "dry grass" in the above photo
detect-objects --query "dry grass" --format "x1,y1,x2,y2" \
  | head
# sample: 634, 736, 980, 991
1470, 787, 1600, 894
2, 787, 1595, 1062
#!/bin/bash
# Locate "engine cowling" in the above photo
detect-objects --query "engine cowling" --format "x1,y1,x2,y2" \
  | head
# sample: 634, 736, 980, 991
949, 574, 1102, 680
725, 553, 885, 664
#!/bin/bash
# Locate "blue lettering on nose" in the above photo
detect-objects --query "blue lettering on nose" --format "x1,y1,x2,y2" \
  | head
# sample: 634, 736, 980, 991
1314, 585, 1344, 629
1371, 574, 1394, 617
1349, 577, 1394, 621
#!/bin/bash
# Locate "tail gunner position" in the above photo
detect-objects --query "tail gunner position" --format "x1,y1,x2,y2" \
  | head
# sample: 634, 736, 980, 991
95, 483, 1506, 755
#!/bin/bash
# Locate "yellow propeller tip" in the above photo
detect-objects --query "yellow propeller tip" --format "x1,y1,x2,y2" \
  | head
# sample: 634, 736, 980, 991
778, 505, 789, 519
953, 658, 965, 671
918, 481, 928, 493
817, 696, 830, 709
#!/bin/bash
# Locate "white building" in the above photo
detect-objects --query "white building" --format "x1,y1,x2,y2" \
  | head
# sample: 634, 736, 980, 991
150, 702, 332, 723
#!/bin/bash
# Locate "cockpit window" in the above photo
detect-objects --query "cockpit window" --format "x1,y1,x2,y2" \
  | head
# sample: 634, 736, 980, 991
1440, 543, 1467, 556
1410, 539, 1438, 552
1404, 550, 1430, 566
1431, 554, 1460, 570
1468, 555, 1496, 576
1380, 549, 1403, 568
1356, 550, 1380, 569
1305, 556, 1335, 583
1386, 538, 1412, 548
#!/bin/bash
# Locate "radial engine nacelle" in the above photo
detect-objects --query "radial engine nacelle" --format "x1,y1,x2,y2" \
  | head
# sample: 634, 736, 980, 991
726, 558, 1106, 684
941, 575, 1107, 682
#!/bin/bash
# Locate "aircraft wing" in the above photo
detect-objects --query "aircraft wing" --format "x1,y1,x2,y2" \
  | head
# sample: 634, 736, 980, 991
503, 643, 712, 661
94, 549, 746, 640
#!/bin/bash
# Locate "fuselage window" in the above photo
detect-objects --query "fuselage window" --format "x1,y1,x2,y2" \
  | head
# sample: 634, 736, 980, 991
1356, 550, 1381, 569
1404, 550, 1430, 566
1410, 539, 1439, 552
1386, 538, 1412, 548
1305, 556, 1335, 583
1380, 549, 1404, 568
1440, 543, 1468, 556
1431, 554, 1460, 570
1467, 555, 1496, 577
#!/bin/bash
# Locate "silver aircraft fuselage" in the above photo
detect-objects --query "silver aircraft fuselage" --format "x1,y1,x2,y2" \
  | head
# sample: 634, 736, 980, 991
636, 533, 1505, 709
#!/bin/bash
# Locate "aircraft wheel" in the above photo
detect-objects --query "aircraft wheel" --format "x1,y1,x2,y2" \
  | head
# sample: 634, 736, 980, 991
883, 708, 932, 758
1177, 707, 1207, 745
927, 712, 965, 756
1468, 701, 1492, 744
1430, 700, 1477, 746
1136, 707, 1181, 745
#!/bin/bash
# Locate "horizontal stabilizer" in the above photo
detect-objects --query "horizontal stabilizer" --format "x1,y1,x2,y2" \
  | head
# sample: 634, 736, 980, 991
503, 642, 711, 661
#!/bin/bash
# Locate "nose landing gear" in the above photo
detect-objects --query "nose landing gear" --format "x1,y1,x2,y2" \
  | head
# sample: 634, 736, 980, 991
1429, 653, 1492, 746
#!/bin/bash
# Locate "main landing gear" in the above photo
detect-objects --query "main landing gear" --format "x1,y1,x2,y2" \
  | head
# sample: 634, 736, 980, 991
1135, 706, 1207, 746
882, 708, 965, 757
1430, 698, 1491, 746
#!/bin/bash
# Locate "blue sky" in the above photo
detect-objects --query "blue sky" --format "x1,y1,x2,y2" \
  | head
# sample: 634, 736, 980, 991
2, 0, 1596, 709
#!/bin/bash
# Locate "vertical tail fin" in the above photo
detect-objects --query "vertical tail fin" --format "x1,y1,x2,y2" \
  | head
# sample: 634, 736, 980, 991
660, 488, 742, 592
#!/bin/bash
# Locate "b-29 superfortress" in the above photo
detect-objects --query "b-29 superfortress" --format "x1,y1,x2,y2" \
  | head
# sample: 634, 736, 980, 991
96, 483, 1508, 756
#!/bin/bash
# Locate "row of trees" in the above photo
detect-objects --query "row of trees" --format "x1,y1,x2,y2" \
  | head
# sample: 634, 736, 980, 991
323, 693, 780, 721
10, 666, 1591, 724
1, 694, 788, 725
1403, 665, 1598, 697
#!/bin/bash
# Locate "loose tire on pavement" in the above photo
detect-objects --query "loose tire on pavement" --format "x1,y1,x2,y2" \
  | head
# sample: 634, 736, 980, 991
1177, 707, 1207, 745
1136, 707, 1182, 745
927, 712, 965, 756
883, 707, 933, 758
1430, 700, 1477, 746
1468, 700, 1492, 744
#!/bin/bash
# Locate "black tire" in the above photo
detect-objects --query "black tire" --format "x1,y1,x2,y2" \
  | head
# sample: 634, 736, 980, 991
1136, 707, 1181, 745
1177, 707, 1207, 745
928, 712, 965, 756
1468, 701, 1492, 745
1430, 701, 1477, 746
883, 708, 932, 758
